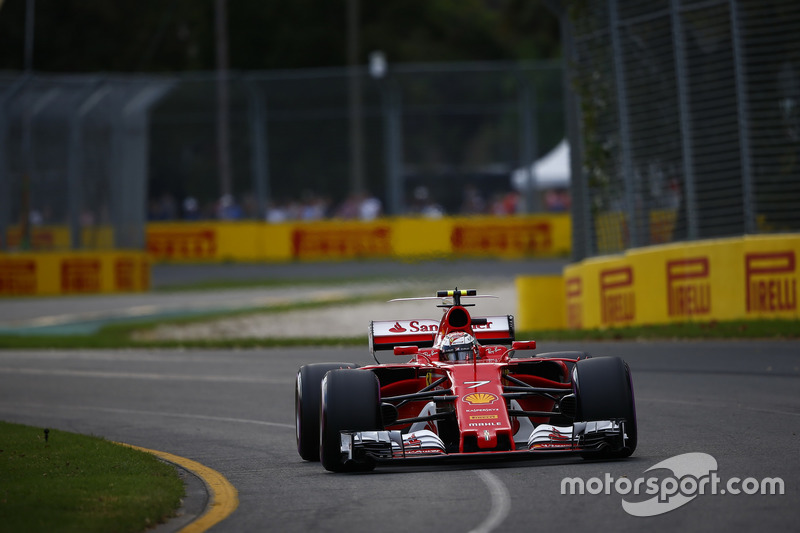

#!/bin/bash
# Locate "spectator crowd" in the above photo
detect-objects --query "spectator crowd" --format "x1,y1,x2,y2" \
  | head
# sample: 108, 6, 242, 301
148, 185, 570, 223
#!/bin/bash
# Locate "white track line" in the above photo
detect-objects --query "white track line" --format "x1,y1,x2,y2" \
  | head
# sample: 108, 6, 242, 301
2, 402, 295, 429
469, 469, 511, 533
87, 405, 296, 429
0, 366, 286, 384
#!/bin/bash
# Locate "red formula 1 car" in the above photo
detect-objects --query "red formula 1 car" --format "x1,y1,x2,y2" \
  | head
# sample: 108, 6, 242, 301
295, 289, 636, 472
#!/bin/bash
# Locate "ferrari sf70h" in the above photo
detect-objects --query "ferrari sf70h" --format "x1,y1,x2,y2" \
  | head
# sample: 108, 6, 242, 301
296, 289, 636, 472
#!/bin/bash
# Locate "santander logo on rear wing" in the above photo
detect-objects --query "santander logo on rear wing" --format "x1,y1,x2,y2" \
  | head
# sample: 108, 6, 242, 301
369, 315, 515, 354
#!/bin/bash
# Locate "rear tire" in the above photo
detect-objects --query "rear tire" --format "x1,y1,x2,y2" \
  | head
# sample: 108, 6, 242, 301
295, 363, 357, 461
574, 356, 637, 459
320, 369, 382, 472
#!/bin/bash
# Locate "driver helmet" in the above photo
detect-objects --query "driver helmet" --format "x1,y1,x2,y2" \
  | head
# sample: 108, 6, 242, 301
440, 332, 479, 362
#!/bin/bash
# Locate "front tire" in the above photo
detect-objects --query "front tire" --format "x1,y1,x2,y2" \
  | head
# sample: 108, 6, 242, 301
574, 356, 637, 459
320, 369, 382, 472
295, 363, 357, 461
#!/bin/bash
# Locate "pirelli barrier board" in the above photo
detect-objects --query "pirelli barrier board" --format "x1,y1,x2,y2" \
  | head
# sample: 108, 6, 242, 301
0, 251, 150, 297
541, 234, 799, 331
145, 222, 287, 261
146, 214, 571, 262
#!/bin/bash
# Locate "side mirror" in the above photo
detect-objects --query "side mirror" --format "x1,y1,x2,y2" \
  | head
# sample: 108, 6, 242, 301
511, 340, 536, 351
393, 345, 419, 356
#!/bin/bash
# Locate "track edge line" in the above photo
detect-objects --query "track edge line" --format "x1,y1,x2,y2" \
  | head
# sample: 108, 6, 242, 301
115, 442, 239, 533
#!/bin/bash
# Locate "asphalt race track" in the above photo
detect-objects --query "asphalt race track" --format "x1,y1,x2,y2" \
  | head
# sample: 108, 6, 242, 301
1, 341, 798, 532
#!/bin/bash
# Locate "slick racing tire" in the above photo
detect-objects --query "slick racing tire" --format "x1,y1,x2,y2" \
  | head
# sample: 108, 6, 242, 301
573, 356, 637, 459
296, 363, 357, 461
320, 369, 382, 472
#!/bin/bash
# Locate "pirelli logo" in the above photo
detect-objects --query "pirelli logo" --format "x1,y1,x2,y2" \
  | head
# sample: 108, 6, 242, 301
565, 277, 582, 329
292, 227, 391, 259
451, 223, 552, 254
61, 259, 101, 293
0, 259, 37, 295
600, 267, 635, 325
667, 257, 711, 317
745, 251, 797, 313
147, 230, 217, 259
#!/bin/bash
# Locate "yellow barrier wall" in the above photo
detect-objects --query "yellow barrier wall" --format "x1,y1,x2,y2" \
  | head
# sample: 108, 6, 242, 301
146, 214, 571, 262
5, 215, 570, 262
450, 214, 571, 258
291, 220, 395, 261
4, 226, 115, 250
0, 251, 150, 297
391, 218, 453, 258
515, 275, 564, 331
560, 234, 800, 330
146, 221, 295, 262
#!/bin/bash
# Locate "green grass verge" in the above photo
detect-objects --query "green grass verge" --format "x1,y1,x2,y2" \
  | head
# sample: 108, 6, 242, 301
0, 421, 184, 533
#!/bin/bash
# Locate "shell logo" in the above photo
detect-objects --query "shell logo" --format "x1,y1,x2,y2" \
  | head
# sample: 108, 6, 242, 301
462, 392, 498, 405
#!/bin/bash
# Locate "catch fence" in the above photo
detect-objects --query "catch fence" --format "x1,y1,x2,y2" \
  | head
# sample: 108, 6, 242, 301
0, 62, 566, 251
561, 0, 800, 259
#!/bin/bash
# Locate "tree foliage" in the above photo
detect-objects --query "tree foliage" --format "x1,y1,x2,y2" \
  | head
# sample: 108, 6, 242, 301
0, 0, 559, 73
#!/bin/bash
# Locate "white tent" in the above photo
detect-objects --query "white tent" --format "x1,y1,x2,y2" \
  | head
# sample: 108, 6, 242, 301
511, 139, 571, 190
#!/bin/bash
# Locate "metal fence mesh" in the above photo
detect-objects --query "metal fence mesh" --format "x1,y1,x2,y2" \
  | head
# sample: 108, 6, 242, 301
0, 63, 566, 251
4, 2, 798, 258
0, 74, 172, 249
564, 0, 800, 259
150, 63, 565, 219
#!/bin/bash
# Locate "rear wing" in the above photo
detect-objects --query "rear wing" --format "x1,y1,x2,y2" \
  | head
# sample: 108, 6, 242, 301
369, 315, 515, 354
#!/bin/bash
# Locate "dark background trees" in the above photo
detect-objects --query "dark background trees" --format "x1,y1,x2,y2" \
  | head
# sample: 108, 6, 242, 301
0, 0, 560, 73
0, 0, 563, 220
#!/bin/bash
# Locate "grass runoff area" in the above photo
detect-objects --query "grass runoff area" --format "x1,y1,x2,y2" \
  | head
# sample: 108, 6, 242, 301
0, 293, 798, 349
0, 421, 184, 533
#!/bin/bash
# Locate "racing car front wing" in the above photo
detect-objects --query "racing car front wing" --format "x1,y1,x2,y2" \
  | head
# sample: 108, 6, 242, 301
338, 420, 628, 466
